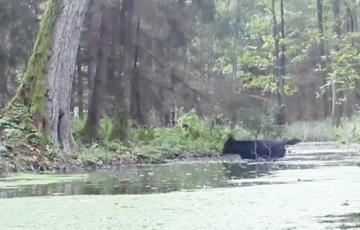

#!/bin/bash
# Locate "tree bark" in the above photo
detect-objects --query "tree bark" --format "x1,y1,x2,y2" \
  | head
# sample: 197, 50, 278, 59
0, 51, 8, 109
3, 0, 89, 151
123, 0, 143, 125
83, 6, 113, 141
272, 0, 279, 84
76, 45, 84, 119
297, 85, 305, 120
317, 0, 329, 119
86, 0, 102, 92
331, 0, 342, 122
123, 0, 134, 65
272, 0, 284, 124
278, 0, 286, 124
70, 65, 76, 115
109, 4, 128, 141
130, 18, 144, 125
45, 0, 89, 151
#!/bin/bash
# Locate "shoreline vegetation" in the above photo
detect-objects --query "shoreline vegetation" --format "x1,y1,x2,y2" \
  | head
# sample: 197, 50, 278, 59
1, 111, 359, 177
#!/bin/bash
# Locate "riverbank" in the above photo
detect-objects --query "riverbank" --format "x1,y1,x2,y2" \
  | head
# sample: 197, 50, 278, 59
1, 112, 359, 176
0, 134, 218, 176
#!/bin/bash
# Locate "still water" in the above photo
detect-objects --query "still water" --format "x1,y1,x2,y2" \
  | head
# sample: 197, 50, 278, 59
0, 146, 360, 229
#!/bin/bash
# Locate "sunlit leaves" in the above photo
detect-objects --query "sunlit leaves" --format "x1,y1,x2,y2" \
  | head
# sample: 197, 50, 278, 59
193, 0, 360, 98
328, 32, 360, 89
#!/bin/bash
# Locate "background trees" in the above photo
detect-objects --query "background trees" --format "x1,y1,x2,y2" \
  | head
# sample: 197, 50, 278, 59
2, 0, 360, 147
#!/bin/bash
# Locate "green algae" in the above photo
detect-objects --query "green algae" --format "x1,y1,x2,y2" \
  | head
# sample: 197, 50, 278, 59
0, 175, 359, 230
0, 173, 88, 189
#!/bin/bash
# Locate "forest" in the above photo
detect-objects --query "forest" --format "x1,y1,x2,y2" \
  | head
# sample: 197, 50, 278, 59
1, 0, 360, 174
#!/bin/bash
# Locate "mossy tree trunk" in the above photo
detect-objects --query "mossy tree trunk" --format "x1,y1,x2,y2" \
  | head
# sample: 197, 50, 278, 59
3, 0, 89, 151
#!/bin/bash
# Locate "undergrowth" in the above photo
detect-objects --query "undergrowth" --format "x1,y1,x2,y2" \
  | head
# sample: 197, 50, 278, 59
2, 109, 360, 176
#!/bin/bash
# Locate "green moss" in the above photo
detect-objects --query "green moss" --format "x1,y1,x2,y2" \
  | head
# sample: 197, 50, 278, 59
3, 0, 57, 120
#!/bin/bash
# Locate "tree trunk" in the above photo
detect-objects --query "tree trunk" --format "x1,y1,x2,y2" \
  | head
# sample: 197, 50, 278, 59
331, 0, 342, 122
109, 3, 128, 141
123, 0, 134, 65
76, 45, 84, 119
45, 0, 89, 151
130, 18, 144, 125
83, 6, 113, 141
0, 51, 8, 109
272, 0, 283, 124
86, 0, 102, 92
3, 0, 89, 151
70, 66, 77, 115
123, 0, 142, 125
297, 85, 305, 120
317, 0, 329, 119
278, 0, 286, 124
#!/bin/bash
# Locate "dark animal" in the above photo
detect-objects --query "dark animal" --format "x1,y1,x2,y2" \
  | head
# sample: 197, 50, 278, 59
222, 136, 301, 160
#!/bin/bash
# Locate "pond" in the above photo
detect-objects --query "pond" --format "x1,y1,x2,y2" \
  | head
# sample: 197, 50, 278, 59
0, 144, 360, 229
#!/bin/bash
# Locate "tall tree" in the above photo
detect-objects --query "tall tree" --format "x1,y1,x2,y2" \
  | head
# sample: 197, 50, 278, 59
85, 0, 102, 92
76, 45, 84, 119
317, 0, 329, 119
130, 17, 144, 125
109, 2, 128, 141
278, 0, 286, 124
271, 0, 284, 124
3, 0, 89, 151
0, 49, 8, 109
331, 0, 342, 122
83, 5, 114, 141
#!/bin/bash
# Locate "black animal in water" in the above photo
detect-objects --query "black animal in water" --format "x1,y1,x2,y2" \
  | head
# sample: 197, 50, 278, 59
222, 136, 301, 160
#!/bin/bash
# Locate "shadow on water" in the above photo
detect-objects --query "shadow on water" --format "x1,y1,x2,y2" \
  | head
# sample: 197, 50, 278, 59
0, 150, 359, 199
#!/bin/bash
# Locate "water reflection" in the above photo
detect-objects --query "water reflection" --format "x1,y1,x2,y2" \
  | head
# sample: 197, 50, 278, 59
318, 213, 360, 229
0, 162, 274, 198
0, 150, 359, 199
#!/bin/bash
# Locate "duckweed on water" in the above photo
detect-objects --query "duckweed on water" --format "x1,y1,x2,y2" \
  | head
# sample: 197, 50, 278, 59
0, 173, 88, 189
0, 171, 360, 230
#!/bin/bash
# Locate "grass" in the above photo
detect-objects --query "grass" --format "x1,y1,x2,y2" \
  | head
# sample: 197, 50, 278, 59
2, 111, 360, 176
283, 119, 337, 142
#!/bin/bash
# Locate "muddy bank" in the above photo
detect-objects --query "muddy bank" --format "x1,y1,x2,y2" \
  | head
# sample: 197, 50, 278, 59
0, 144, 218, 176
